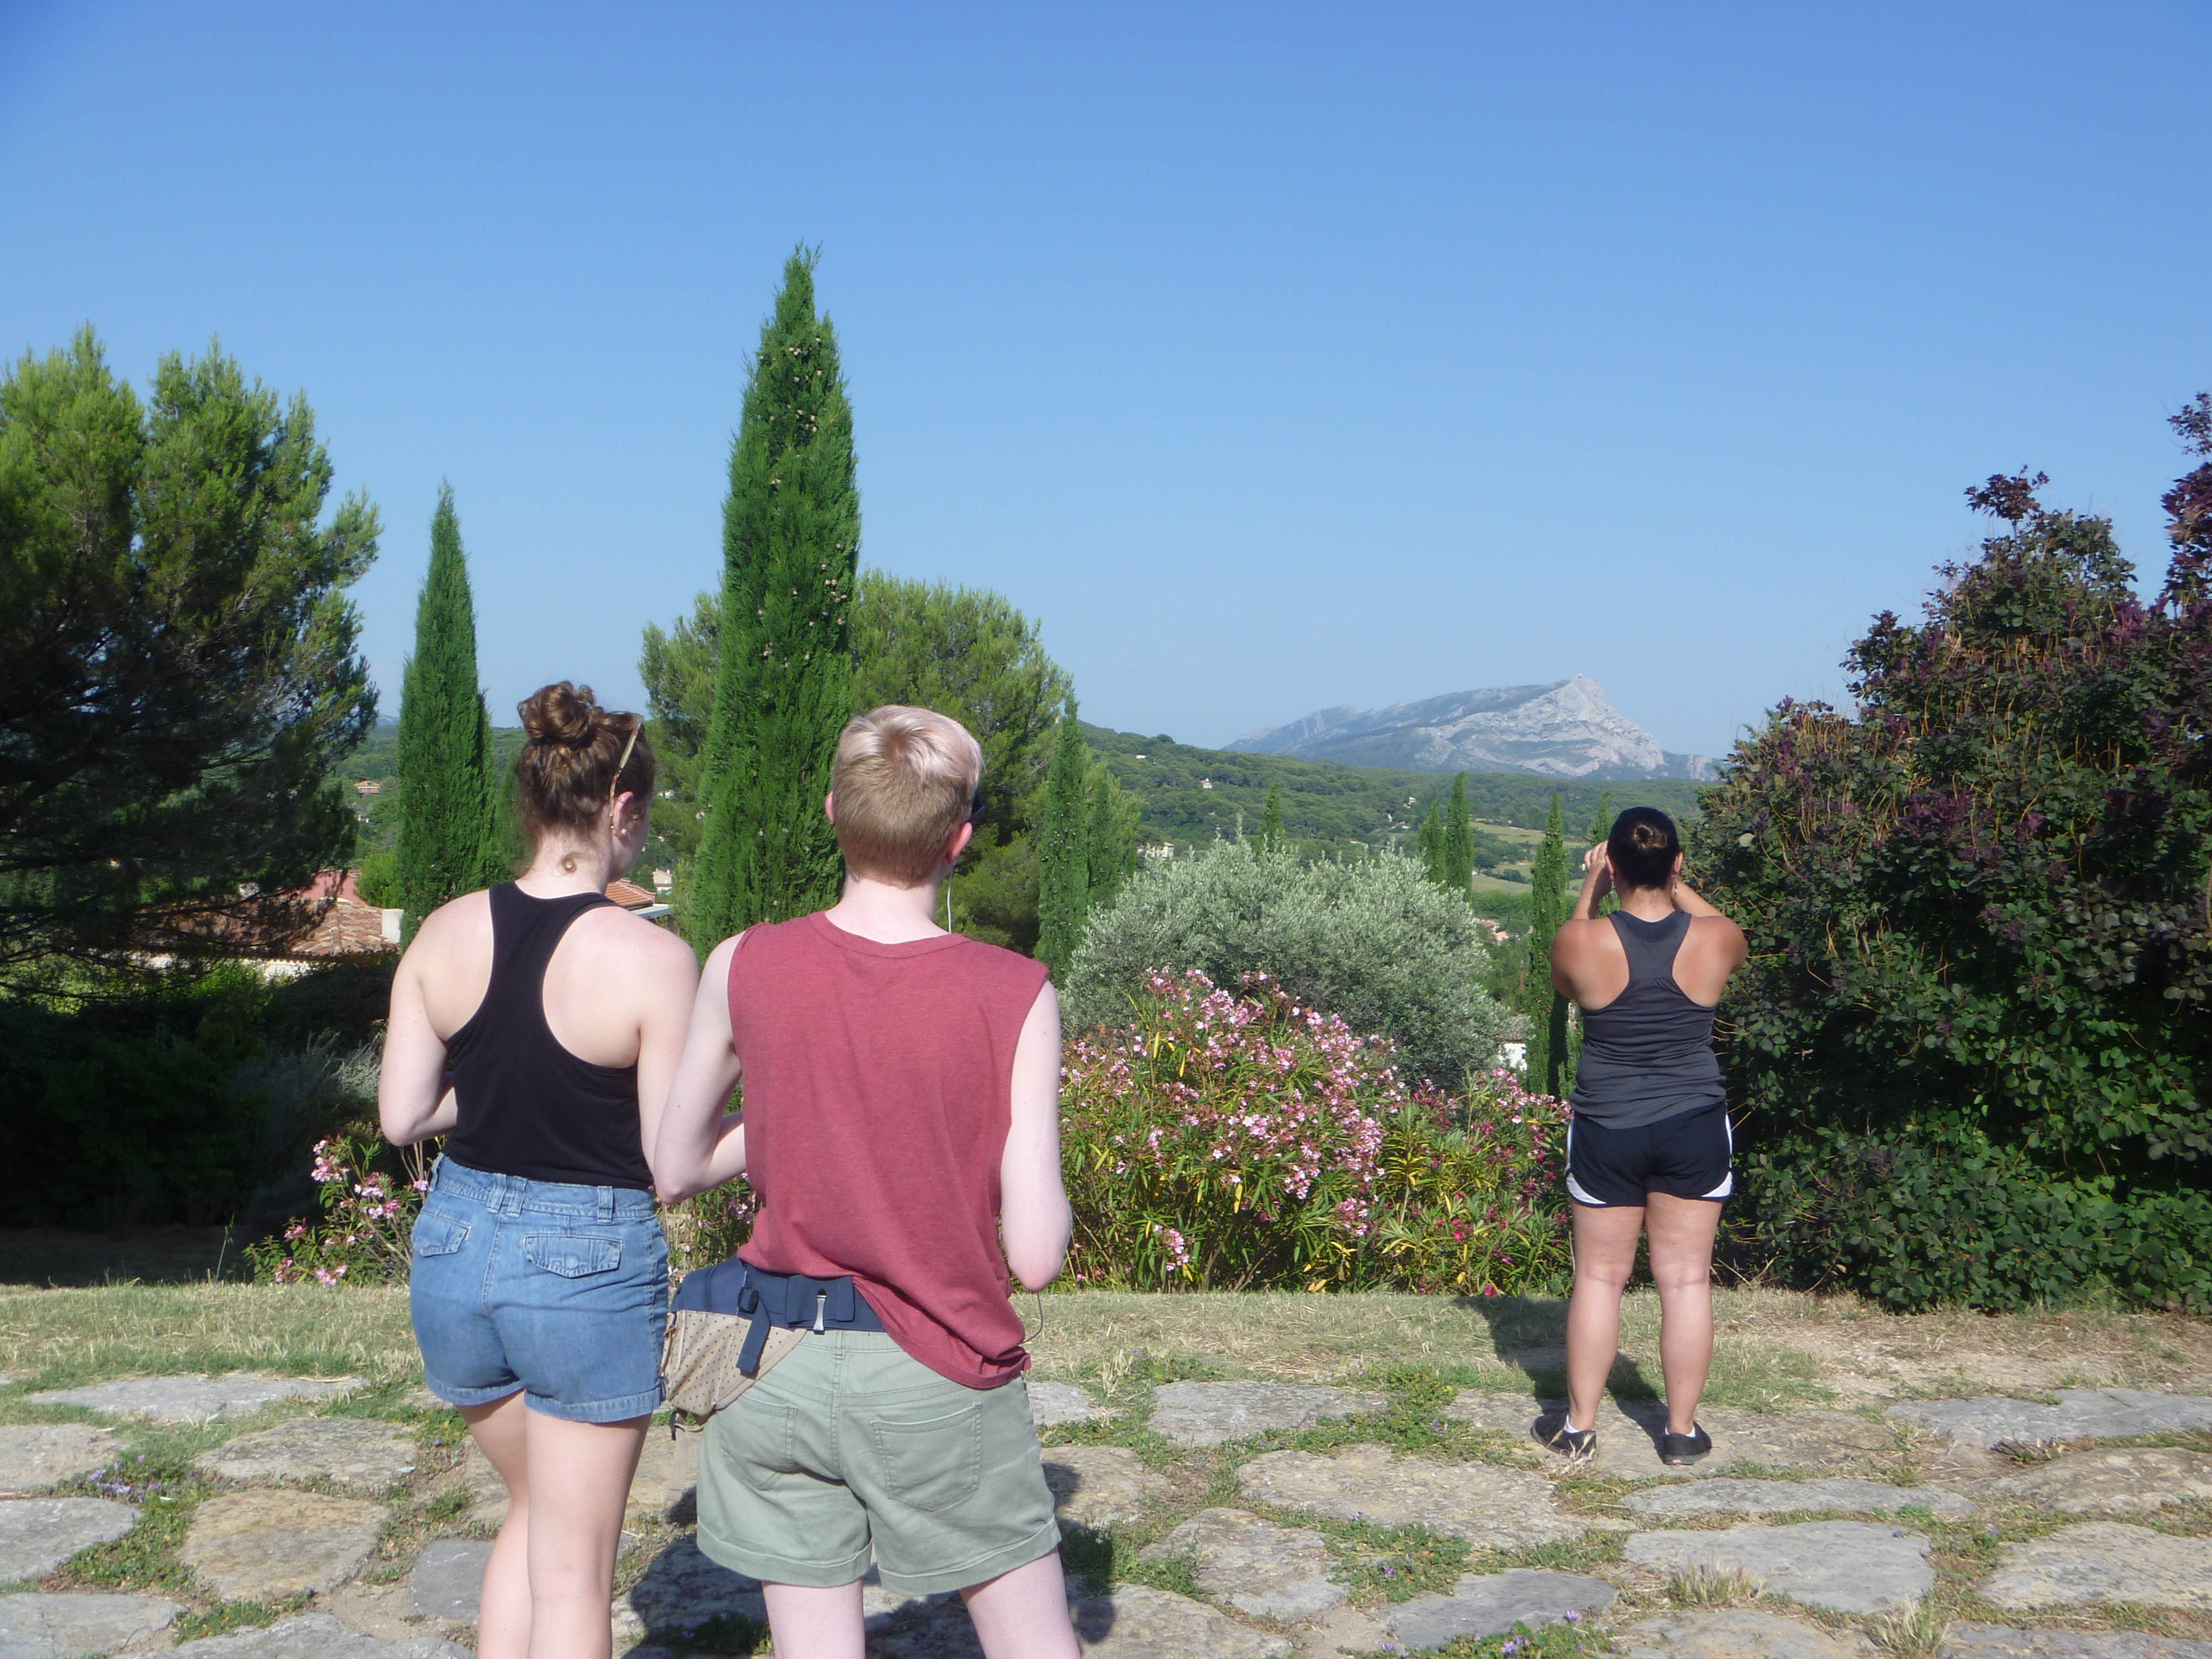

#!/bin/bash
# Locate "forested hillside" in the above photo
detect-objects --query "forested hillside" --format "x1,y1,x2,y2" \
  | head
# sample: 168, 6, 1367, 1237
1082, 723, 1705, 863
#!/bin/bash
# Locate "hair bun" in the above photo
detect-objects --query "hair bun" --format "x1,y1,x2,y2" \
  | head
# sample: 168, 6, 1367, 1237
1631, 822, 1668, 852
518, 681, 601, 748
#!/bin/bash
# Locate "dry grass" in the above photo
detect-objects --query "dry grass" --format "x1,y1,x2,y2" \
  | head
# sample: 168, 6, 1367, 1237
1024, 1286, 2212, 1408
0, 1283, 418, 1389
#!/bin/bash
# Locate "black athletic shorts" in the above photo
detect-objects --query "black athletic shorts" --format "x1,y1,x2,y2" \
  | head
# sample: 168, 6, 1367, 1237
1564, 1102, 1733, 1208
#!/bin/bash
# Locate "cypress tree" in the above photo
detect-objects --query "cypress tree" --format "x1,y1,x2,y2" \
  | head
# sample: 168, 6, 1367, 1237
689, 249, 859, 947
1523, 792, 1571, 1096
1584, 789, 1616, 920
1036, 695, 1090, 979
1086, 761, 1134, 912
395, 483, 500, 943
1416, 801, 1444, 883
1442, 771, 1473, 891
1259, 780, 1286, 855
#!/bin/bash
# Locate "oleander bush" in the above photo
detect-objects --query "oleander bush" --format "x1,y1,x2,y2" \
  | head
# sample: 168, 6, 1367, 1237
245, 1132, 427, 1285
1694, 406, 2212, 1312
1059, 968, 1569, 1293
1064, 839, 1511, 1087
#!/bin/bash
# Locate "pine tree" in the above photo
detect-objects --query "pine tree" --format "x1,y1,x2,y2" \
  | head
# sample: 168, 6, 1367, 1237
688, 249, 859, 947
1416, 801, 1444, 883
396, 483, 500, 943
1036, 695, 1090, 979
1259, 781, 1286, 855
1523, 792, 1571, 1096
1442, 772, 1473, 891
1086, 761, 1134, 912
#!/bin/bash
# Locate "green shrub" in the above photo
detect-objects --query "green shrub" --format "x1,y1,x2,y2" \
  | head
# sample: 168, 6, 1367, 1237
1060, 969, 1569, 1293
43, 1034, 259, 1227
245, 1132, 425, 1285
1065, 840, 1510, 1087
1695, 432, 2212, 1312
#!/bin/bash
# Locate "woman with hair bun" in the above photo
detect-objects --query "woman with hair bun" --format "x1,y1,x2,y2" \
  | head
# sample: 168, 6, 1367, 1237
1541, 806, 1747, 1469
379, 682, 698, 1659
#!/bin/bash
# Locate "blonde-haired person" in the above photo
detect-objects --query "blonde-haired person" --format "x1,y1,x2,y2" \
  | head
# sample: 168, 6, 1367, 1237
1543, 807, 1747, 1468
655, 705, 1079, 1659
380, 684, 699, 1659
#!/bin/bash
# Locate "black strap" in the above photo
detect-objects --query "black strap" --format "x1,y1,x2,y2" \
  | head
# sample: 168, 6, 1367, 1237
671, 1257, 884, 1377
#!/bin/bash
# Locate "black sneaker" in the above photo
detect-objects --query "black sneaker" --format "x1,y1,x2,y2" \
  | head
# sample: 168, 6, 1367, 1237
1661, 1423, 1713, 1465
1536, 1412, 1597, 1464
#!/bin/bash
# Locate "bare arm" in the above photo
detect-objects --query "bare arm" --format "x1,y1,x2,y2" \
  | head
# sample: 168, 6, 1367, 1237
1000, 980, 1072, 1293
1669, 878, 1724, 918
651, 933, 749, 1204
1569, 843, 1613, 921
628, 925, 703, 1182
378, 949, 457, 1146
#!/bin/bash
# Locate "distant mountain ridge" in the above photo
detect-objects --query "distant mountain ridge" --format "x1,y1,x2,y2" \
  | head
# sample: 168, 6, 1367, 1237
1229, 676, 1716, 780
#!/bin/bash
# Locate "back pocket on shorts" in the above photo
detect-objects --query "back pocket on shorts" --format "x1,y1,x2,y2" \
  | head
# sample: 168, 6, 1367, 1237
869, 1405, 982, 1513
413, 1215, 470, 1259
521, 1233, 622, 1278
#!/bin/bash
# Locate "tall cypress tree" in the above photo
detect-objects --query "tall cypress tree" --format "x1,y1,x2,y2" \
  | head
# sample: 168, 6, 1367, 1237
689, 249, 859, 947
1259, 780, 1287, 855
1416, 801, 1444, 883
1085, 761, 1134, 913
1036, 695, 1090, 979
1584, 789, 1616, 920
395, 483, 500, 943
1442, 772, 1473, 892
1523, 792, 1571, 1095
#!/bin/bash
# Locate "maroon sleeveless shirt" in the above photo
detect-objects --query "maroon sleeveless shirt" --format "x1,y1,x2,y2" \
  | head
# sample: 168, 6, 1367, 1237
728, 912, 1051, 1389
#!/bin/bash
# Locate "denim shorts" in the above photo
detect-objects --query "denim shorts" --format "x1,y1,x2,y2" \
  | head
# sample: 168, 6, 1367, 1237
695, 1330, 1060, 1596
409, 1157, 669, 1423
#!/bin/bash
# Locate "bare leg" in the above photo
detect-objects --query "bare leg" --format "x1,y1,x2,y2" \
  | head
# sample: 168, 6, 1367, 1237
1565, 1201, 1645, 1432
1645, 1193, 1723, 1434
517, 1409, 648, 1659
962, 1550, 1079, 1659
761, 1582, 865, 1659
461, 1391, 531, 1659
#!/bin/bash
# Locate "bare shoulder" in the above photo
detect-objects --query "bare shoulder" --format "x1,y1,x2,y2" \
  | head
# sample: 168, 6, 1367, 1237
1551, 916, 1613, 956
575, 905, 698, 979
412, 888, 491, 948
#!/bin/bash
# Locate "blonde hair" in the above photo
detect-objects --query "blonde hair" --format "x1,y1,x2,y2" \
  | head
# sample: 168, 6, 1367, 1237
831, 706, 982, 886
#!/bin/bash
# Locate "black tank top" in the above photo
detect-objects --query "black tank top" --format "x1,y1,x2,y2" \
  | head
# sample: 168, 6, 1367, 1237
442, 884, 654, 1190
1568, 909, 1726, 1129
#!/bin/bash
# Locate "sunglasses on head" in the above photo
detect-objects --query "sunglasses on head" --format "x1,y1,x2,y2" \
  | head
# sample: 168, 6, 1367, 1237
965, 787, 985, 826
607, 725, 640, 813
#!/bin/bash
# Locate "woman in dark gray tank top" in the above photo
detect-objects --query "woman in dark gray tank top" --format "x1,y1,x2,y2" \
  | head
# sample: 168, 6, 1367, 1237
1542, 808, 1746, 1470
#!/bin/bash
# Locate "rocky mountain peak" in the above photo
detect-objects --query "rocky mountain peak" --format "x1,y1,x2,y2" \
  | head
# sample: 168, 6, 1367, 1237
1228, 676, 1715, 780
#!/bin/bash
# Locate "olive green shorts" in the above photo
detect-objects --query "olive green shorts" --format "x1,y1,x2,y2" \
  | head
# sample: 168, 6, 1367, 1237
694, 1329, 1061, 1596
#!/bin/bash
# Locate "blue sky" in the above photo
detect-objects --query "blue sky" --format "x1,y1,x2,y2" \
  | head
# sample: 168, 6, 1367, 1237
4, 3, 2207, 759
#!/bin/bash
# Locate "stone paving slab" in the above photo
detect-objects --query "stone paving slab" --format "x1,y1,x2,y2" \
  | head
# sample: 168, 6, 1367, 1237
1031, 1381, 1104, 1426
179, 1489, 384, 1600
0, 1590, 180, 1657
1149, 1382, 1384, 1448
197, 1418, 418, 1489
1451, 1394, 1923, 1481
1044, 1445, 1173, 1530
869, 1583, 1295, 1657
613, 1536, 766, 1648
1629, 1477, 1976, 1519
1887, 1390, 2212, 1451
1140, 1507, 1343, 1619
1978, 1520, 2212, 1611
411, 1538, 493, 1620
0, 1426, 123, 1496
1385, 1568, 1615, 1651
1943, 1626, 2212, 1659
1238, 1443, 1592, 1548
27, 1373, 362, 1425
1619, 1610, 1880, 1659
0, 1498, 137, 1580
169, 1612, 471, 1657
1622, 1520, 1934, 1614
440, 1443, 507, 1528
1978, 1446, 2212, 1516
